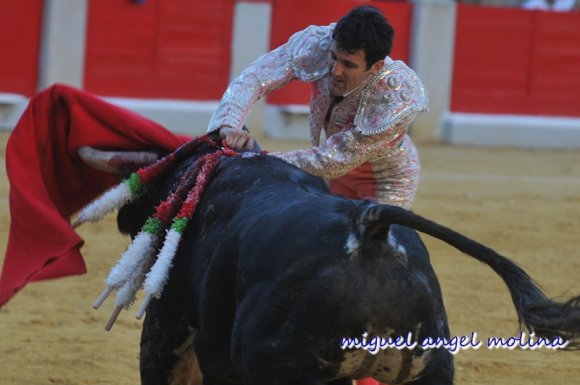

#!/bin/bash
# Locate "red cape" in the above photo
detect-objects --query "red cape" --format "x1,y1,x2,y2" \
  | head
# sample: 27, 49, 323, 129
0, 84, 191, 308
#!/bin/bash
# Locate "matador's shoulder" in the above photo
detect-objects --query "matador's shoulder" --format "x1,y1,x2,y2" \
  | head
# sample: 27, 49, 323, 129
287, 24, 334, 82
355, 59, 429, 136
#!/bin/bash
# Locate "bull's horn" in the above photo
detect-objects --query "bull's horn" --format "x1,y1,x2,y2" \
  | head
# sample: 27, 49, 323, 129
78, 146, 159, 174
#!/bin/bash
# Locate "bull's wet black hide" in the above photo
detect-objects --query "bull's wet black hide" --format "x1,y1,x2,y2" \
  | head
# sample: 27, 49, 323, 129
118, 145, 580, 385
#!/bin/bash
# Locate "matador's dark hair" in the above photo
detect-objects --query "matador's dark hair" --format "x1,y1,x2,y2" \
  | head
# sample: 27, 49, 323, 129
332, 5, 394, 69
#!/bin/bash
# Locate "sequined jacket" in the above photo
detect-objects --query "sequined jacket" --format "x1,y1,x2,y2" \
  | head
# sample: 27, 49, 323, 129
207, 24, 428, 208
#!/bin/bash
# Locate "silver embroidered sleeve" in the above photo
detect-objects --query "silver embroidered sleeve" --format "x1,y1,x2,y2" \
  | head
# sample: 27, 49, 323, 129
207, 45, 296, 133
270, 114, 417, 180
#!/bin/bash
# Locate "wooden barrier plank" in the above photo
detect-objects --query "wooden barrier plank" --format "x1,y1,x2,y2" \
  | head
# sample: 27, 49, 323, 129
452, 4, 580, 117
84, 0, 233, 100
0, 0, 43, 96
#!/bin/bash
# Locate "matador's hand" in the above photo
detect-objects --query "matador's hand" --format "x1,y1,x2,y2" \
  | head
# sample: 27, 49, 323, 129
219, 126, 255, 151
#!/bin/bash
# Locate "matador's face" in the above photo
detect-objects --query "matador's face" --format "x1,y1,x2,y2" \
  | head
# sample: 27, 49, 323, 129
328, 40, 383, 97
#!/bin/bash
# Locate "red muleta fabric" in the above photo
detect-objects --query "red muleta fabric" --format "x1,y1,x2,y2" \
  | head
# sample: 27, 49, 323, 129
0, 84, 190, 308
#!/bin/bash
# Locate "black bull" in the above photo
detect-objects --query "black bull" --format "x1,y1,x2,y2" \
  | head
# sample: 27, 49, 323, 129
117, 147, 580, 385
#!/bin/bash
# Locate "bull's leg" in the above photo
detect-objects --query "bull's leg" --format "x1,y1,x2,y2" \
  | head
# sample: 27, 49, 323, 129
140, 309, 201, 385
140, 290, 200, 385
404, 349, 453, 385
168, 329, 203, 385
387, 225, 454, 385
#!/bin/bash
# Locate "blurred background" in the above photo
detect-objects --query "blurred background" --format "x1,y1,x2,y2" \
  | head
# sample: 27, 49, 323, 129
1, 0, 580, 148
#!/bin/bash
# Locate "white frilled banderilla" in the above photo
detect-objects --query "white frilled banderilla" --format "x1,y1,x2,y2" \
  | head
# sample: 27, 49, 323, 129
75, 135, 237, 330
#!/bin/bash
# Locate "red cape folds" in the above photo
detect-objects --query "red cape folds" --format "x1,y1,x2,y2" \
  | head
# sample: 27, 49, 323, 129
0, 84, 191, 308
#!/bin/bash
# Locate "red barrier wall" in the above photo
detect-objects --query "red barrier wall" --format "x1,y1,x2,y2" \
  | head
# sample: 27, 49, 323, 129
0, 1, 43, 96
84, 0, 234, 100
267, 0, 413, 105
452, 5, 580, 117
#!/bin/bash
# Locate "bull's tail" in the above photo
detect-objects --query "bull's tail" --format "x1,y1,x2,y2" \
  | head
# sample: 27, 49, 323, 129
357, 204, 580, 350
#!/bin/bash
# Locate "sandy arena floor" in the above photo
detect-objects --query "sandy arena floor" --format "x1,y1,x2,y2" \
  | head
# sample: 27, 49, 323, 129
0, 130, 578, 384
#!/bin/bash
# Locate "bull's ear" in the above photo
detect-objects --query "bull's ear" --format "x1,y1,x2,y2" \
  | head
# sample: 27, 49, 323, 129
355, 204, 391, 242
